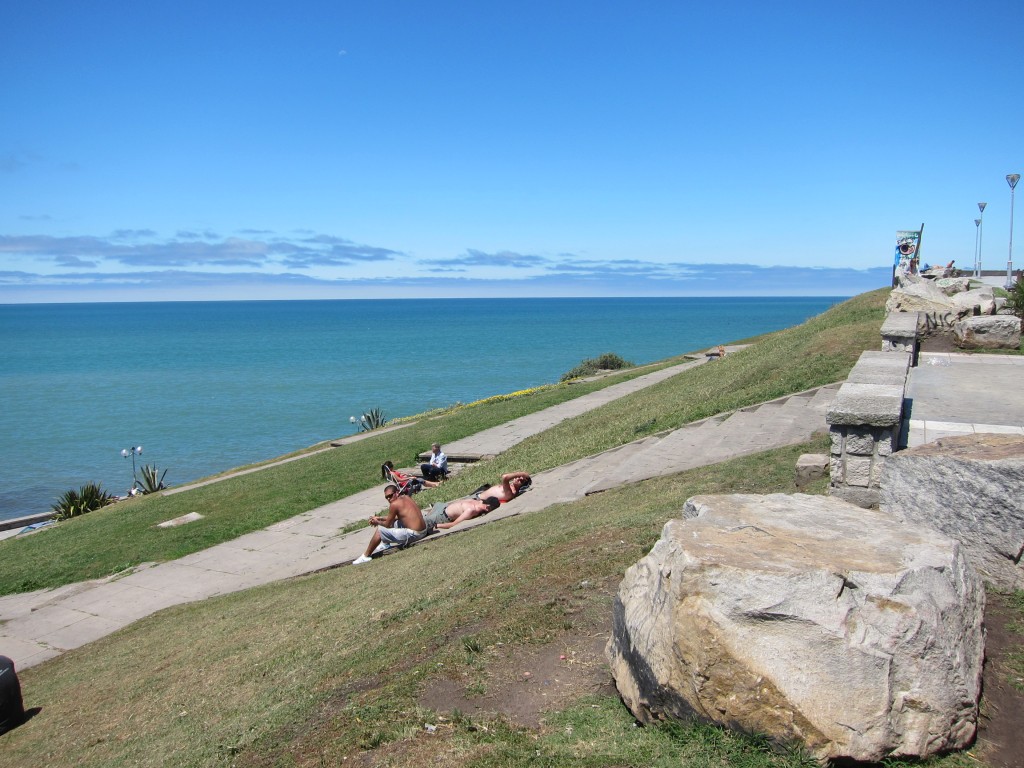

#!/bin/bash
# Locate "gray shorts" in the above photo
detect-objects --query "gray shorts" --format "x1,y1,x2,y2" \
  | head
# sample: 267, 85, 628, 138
379, 525, 426, 548
421, 502, 451, 530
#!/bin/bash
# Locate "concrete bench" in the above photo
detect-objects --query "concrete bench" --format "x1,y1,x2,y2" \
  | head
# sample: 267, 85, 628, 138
880, 311, 919, 353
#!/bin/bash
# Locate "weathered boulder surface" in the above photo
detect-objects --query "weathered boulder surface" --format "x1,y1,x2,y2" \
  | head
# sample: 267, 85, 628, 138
951, 287, 996, 317
921, 266, 955, 281
894, 270, 921, 289
933, 277, 972, 295
880, 434, 1024, 590
953, 315, 1021, 349
886, 282, 960, 315
607, 493, 984, 764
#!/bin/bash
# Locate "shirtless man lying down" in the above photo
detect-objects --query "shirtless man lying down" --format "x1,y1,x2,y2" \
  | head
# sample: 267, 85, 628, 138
474, 471, 532, 503
423, 495, 500, 530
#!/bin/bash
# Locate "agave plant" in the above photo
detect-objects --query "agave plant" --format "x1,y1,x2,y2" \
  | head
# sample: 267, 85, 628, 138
1007, 275, 1024, 320
358, 407, 388, 432
136, 464, 169, 494
52, 482, 116, 520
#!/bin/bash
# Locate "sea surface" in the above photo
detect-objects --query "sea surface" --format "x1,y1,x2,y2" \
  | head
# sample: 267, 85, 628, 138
0, 297, 842, 522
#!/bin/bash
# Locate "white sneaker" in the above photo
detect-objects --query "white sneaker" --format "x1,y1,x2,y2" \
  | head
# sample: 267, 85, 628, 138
352, 555, 373, 565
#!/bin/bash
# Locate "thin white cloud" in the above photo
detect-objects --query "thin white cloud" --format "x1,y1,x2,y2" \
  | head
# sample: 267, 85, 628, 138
175, 229, 221, 240
421, 249, 549, 269
0, 231, 403, 270
111, 229, 158, 240
0, 229, 891, 302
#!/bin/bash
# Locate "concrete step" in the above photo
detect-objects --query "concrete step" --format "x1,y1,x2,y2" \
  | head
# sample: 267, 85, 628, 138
784, 388, 836, 426
576, 437, 663, 495
540, 384, 840, 498
717, 408, 768, 430
584, 418, 733, 493
585, 389, 840, 494
810, 384, 840, 408
749, 409, 824, 440
778, 393, 816, 412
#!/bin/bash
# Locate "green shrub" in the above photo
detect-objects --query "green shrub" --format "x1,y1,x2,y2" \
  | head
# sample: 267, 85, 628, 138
136, 464, 168, 494
561, 352, 634, 381
358, 407, 388, 432
52, 483, 116, 520
1008, 275, 1024, 319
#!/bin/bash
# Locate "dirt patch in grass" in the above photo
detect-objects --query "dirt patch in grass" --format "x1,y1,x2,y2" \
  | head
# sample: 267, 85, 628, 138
419, 550, 621, 730
972, 589, 1024, 768
919, 332, 1022, 356
419, 630, 614, 729
919, 333, 961, 353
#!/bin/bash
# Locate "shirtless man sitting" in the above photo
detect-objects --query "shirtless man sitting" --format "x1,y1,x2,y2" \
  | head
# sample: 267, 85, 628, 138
474, 471, 532, 503
352, 484, 428, 565
423, 495, 500, 531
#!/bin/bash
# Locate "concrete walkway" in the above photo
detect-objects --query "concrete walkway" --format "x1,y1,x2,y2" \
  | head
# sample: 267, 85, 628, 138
904, 353, 1024, 447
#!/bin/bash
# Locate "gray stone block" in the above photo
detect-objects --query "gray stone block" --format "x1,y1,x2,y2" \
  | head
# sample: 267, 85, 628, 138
843, 455, 873, 487
829, 456, 844, 484
880, 312, 919, 352
795, 453, 828, 488
847, 351, 912, 386
826, 383, 905, 428
843, 427, 876, 456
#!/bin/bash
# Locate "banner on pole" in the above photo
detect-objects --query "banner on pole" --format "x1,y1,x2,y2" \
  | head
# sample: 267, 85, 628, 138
893, 228, 923, 284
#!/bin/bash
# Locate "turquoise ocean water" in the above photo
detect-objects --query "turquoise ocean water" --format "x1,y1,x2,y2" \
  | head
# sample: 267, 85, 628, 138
0, 297, 841, 522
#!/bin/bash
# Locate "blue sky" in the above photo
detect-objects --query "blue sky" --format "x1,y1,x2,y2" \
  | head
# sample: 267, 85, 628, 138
1, 1, 1021, 302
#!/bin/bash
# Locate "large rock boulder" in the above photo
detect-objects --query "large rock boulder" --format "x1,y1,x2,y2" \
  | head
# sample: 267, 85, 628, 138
894, 270, 922, 289
886, 281, 960, 316
607, 493, 984, 764
953, 315, 1021, 349
880, 434, 1024, 590
933, 277, 971, 295
951, 287, 996, 317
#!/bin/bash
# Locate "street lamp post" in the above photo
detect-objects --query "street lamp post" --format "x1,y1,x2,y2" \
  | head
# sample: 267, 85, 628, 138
120, 445, 143, 491
1008, 174, 1020, 289
974, 218, 981, 278
977, 202, 987, 278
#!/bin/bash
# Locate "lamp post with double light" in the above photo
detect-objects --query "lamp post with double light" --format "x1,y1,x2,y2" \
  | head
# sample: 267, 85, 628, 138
1008, 174, 1020, 289
120, 445, 142, 492
976, 202, 987, 278
974, 217, 982, 277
